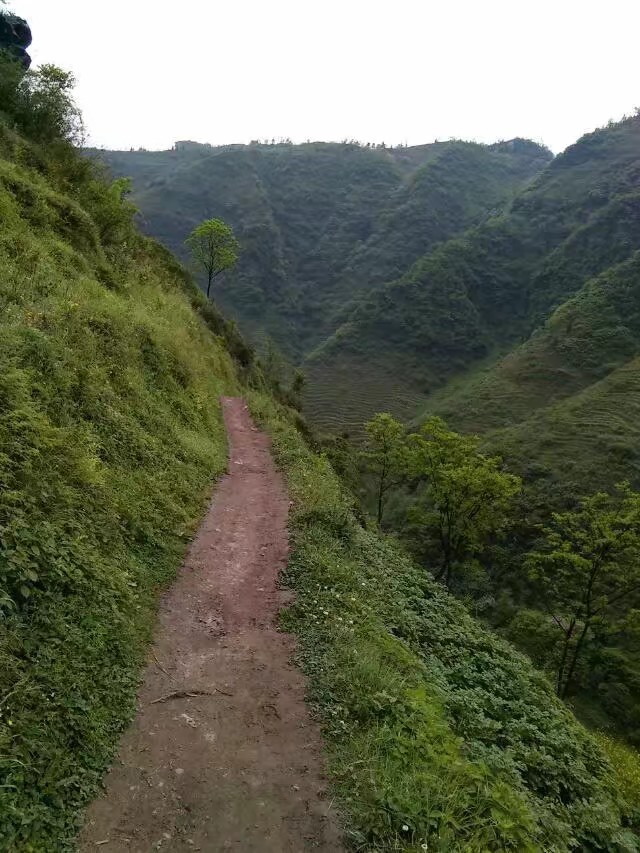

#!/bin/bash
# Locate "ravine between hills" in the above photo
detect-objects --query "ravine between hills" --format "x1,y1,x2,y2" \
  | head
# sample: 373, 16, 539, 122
80, 397, 343, 852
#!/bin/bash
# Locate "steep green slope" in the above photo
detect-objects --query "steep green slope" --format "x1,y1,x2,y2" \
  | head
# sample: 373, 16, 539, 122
408, 254, 640, 743
306, 115, 640, 432
494, 354, 640, 491
101, 139, 551, 358
431, 272, 640, 500
250, 392, 639, 852
0, 120, 253, 847
413, 237, 640, 519
325, 138, 551, 326
421, 250, 640, 437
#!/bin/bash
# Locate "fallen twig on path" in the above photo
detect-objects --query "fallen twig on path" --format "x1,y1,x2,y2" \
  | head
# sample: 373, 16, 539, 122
150, 687, 232, 704
151, 651, 169, 676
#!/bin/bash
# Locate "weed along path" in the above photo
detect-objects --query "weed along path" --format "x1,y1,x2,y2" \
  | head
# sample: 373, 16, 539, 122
80, 397, 343, 852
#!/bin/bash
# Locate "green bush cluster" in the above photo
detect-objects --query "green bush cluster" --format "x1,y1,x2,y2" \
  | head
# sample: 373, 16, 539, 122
250, 392, 638, 851
0, 55, 84, 147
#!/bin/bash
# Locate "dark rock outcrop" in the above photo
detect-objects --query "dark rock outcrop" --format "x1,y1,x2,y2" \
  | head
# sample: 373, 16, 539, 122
0, 12, 32, 69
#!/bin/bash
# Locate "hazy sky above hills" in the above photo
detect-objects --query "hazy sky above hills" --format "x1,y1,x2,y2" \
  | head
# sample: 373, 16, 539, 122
12, 0, 640, 153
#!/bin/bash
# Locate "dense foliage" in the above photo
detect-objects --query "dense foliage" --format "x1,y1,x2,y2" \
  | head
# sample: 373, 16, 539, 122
0, 55, 83, 146
405, 417, 522, 589
527, 484, 640, 698
360, 412, 640, 715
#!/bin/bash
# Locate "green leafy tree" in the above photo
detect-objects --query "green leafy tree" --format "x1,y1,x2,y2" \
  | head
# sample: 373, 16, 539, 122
0, 57, 83, 145
25, 64, 84, 144
407, 417, 521, 588
361, 413, 406, 525
185, 218, 239, 299
527, 483, 640, 698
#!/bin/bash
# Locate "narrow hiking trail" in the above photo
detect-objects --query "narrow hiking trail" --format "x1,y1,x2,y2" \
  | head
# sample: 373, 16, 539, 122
80, 398, 343, 852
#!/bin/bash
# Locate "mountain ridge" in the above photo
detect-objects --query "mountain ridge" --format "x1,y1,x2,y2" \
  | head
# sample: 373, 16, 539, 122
99, 137, 552, 358
305, 114, 640, 437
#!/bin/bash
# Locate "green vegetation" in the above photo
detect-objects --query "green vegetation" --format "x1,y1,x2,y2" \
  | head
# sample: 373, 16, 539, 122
306, 115, 640, 434
103, 109, 640, 818
185, 216, 239, 299
361, 413, 406, 524
250, 392, 639, 851
0, 58, 83, 146
260, 114, 640, 749
0, 58, 254, 848
527, 484, 640, 698
100, 137, 551, 359
404, 417, 521, 589
359, 410, 640, 720
5, 32, 640, 853
359, 408, 640, 745
597, 735, 640, 816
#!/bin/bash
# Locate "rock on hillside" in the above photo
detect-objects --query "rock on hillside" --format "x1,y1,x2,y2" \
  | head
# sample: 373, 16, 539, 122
0, 10, 32, 68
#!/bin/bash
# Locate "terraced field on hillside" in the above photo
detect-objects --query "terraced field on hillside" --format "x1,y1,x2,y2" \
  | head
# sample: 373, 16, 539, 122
303, 349, 427, 435
490, 356, 640, 490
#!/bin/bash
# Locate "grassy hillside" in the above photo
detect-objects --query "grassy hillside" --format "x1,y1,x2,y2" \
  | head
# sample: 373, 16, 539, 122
403, 248, 640, 552
297, 116, 640, 752
421, 250, 640, 436
101, 138, 551, 358
4, 53, 640, 852
250, 391, 640, 852
306, 115, 640, 434
405, 256, 640, 745
0, 107, 255, 845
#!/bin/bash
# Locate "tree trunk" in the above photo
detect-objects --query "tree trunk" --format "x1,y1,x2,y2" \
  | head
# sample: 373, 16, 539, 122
556, 618, 576, 697
560, 618, 591, 699
207, 270, 213, 299
378, 477, 384, 527
376, 459, 388, 526
436, 547, 452, 586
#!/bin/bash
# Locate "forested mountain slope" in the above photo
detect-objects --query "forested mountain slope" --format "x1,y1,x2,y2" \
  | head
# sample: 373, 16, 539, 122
101, 138, 550, 357
103, 116, 640, 517
306, 115, 640, 434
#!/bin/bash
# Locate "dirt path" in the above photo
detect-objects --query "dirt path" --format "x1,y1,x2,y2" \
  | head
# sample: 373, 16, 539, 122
80, 398, 343, 852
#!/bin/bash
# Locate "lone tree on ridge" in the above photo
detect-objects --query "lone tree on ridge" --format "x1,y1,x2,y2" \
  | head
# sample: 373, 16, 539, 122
185, 218, 239, 299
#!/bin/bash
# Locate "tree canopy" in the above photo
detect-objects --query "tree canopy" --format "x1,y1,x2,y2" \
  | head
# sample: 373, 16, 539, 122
361, 412, 406, 524
528, 482, 640, 697
185, 218, 239, 298
0, 55, 83, 145
406, 416, 521, 588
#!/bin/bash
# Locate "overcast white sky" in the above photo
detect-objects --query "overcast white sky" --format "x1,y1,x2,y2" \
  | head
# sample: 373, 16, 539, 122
9, 0, 640, 153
